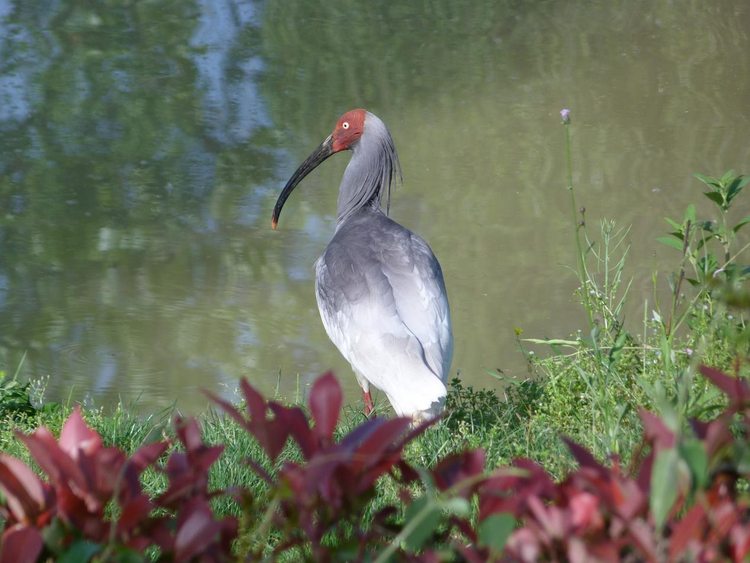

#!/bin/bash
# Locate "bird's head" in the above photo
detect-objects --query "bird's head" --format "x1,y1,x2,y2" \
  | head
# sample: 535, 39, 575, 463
331, 109, 366, 152
271, 109, 369, 230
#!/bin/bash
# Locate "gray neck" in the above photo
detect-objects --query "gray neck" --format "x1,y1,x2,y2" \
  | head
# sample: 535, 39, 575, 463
337, 113, 401, 223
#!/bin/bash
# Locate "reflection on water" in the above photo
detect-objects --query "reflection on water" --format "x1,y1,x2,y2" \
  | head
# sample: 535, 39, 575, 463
0, 0, 749, 412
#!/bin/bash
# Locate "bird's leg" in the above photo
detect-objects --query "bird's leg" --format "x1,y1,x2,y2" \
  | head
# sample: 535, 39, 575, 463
355, 370, 374, 416
362, 389, 374, 416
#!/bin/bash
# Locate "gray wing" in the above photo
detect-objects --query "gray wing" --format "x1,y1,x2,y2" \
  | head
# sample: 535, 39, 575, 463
314, 220, 452, 417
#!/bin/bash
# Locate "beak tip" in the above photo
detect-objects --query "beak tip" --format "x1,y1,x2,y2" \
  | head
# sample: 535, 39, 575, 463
271, 218, 278, 230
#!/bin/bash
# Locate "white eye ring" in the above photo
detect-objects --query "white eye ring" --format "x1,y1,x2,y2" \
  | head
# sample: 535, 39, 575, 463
342, 122, 349, 129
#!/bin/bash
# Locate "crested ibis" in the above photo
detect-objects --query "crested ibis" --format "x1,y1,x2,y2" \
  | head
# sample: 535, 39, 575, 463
272, 109, 452, 421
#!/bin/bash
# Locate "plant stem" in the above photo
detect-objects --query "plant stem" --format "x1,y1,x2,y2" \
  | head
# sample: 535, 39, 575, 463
666, 220, 691, 338
564, 123, 595, 332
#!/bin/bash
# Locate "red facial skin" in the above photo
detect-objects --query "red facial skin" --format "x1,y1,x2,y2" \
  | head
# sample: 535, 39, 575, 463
332, 109, 366, 152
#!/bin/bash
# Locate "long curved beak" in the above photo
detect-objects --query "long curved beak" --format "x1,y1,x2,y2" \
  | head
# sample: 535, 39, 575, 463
271, 134, 334, 229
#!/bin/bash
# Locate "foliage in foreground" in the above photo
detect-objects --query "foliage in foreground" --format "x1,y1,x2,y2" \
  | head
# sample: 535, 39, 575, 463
2, 364, 750, 561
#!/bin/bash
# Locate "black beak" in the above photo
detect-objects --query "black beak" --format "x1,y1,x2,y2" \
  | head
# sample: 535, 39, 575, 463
272, 135, 334, 229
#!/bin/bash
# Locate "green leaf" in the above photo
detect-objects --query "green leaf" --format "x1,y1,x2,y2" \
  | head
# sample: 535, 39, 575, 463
40, 401, 61, 414
684, 204, 696, 223
414, 466, 437, 494
441, 497, 471, 516
702, 191, 724, 206
726, 176, 747, 203
664, 217, 682, 231
608, 331, 628, 366
733, 215, 750, 234
656, 237, 684, 251
680, 440, 708, 489
651, 448, 679, 530
483, 367, 524, 384
59, 541, 101, 563
693, 172, 719, 188
478, 513, 515, 553
402, 495, 441, 552
12, 350, 27, 381
111, 547, 148, 563
697, 254, 719, 279
720, 169, 735, 185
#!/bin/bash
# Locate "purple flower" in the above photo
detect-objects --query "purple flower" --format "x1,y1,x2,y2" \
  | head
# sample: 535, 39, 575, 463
560, 109, 571, 124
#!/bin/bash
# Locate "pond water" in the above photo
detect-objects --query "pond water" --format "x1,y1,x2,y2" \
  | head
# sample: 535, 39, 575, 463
1, 0, 749, 412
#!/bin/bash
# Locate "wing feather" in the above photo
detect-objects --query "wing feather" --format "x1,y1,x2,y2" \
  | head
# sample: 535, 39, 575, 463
314, 214, 452, 417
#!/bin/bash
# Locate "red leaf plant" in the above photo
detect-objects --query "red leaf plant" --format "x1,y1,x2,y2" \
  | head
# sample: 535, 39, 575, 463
457, 364, 750, 562
0, 406, 235, 562
205, 371, 439, 560
2, 364, 750, 561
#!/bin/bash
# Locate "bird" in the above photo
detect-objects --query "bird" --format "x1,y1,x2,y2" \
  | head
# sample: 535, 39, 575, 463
271, 109, 452, 422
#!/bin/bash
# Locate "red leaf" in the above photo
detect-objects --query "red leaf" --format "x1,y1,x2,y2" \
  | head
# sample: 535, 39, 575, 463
699, 365, 750, 407
130, 441, 169, 473
0, 455, 54, 525
393, 415, 441, 449
703, 420, 733, 458
506, 527, 542, 561
569, 492, 603, 532
174, 417, 224, 471
639, 409, 676, 449
669, 503, 706, 560
566, 537, 591, 563
338, 417, 389, 450
209, 381, 291, 462
117, 494, 154, 535
174, 499, 221, 561
562, 438, 608, 474
245, 458, 274, 484
203, 389, 253, 432
147, 517, 174, 552
175, 417, 203, 453
527, 495, 567, 538
56, 484, 105, 538
309, 371, 342, 441
240, 378, 269, 425
17, 427, 87, 491
626, 520, 659, 562
352, 418, 411, 470
432, 449, 486, 496
269, 403, 311, 457
730, 523, 750, 561
0, 525, 44, 563
636, 450, 655, 493
58, 405, 102, 459
613, 479, 647, 520
514, 458, 557, 496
